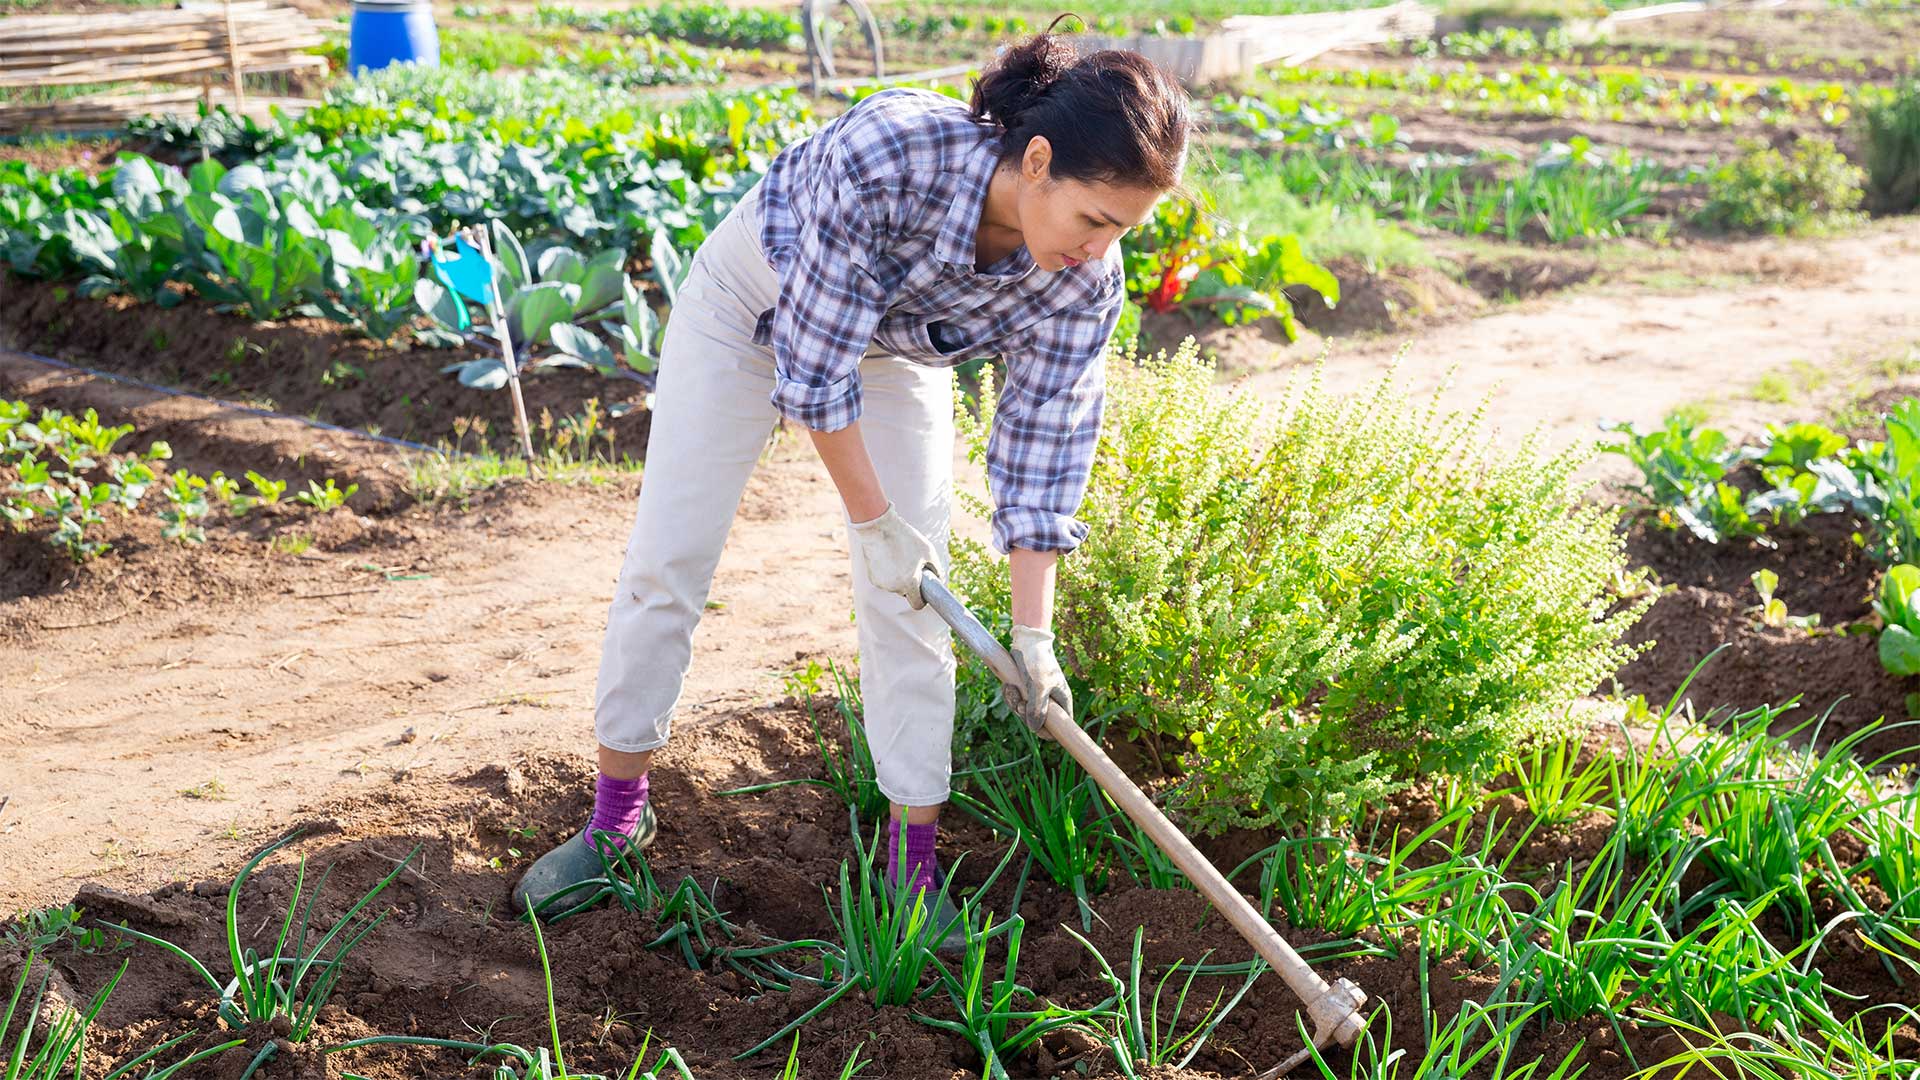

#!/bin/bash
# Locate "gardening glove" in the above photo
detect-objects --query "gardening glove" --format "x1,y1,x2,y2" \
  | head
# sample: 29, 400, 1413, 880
849, 503, 940, 610
1005, 624, 1072, 737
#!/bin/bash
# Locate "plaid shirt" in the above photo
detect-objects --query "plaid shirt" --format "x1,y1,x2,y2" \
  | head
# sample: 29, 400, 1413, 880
753, 88, 1125, 554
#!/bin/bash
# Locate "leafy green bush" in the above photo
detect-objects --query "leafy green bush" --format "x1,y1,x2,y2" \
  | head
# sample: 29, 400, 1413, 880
1862, 81, 1920, 213
1697, 135, 1864, 235
949, 341, 1651, 832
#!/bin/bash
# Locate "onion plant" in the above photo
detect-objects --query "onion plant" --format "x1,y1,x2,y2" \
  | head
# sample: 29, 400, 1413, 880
528, 840, 835, 994
1099, 789, 1186, 891
1234, 837, 1383, 938
332, 913, 712, 1080
1836, 780, 1920, 975
1670, 707, 1891, 938
718, 660, 886, 824
916, 913, 1112, 1079
1065, 925, 1260, 1075
1303, 1000, 1585, 1080
1639, 893, 1839, 1040
954, 731, 1114, 930
1368, 806, 1528, 961
1500, 732, 1613, 828
1483, 830, 1711, 1064
1631, 1001, 1920, 1080
739, 811, 1018, 1061
110, 832, 418, 1042
3, 951, 243, 1080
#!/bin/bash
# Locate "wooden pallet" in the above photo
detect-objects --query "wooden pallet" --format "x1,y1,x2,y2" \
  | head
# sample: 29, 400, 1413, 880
0, 0, 324, 135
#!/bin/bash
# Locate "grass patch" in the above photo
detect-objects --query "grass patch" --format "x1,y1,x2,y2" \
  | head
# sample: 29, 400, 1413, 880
407, 401, 644, 503
1750, 358, 1831, 404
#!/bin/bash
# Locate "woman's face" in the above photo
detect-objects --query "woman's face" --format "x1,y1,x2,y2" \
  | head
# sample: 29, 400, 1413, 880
1013, 136, 1166, 274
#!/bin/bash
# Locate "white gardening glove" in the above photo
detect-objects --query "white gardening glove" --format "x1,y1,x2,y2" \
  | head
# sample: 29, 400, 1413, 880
849, 503, 940, 610
1005, 624, 1072, 736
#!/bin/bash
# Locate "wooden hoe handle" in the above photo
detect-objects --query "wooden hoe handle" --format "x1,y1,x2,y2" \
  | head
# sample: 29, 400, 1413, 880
920, 574, 1368, 1075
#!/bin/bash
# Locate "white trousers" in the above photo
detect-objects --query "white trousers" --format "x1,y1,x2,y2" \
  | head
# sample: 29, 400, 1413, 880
593, 186, 959, 806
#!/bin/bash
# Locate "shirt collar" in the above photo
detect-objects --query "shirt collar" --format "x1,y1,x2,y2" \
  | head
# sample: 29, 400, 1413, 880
936, 133, 1034, 282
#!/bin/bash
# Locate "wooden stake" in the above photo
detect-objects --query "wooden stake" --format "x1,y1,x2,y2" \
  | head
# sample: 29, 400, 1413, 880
470, 227, 540, 475
222, 0, 245, 114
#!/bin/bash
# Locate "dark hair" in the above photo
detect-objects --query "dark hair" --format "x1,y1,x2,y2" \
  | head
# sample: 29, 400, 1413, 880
969, 21, 1190, 192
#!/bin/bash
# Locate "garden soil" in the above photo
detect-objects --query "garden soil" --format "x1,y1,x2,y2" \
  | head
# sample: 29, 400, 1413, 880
11, 724, 1916, 1080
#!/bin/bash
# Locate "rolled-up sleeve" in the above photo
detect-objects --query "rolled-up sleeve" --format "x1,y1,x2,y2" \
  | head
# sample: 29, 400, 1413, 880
767, 180, 890, 432
987, 281, 1124, 554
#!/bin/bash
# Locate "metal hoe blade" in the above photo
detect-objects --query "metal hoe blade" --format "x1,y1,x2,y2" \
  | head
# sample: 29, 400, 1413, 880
920, 573, 1368, 1074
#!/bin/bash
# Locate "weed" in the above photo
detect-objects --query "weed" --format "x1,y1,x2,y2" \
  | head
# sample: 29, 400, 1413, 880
3, 904, 117, 954
177, 776, 228, 800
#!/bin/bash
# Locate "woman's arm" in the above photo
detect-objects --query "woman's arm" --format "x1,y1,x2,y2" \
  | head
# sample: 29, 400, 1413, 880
1010, 548, 1057, 628
809, 423, 889, 523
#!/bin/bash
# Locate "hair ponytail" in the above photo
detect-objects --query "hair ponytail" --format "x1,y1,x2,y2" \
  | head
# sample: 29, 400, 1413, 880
968, 18, 1190, 192
968, 27, 1077, 130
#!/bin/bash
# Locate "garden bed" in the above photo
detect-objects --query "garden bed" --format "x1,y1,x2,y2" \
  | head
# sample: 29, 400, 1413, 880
1614, 512, 1916, 759
13, 696, 1917, 1080
1, 278, 656, 463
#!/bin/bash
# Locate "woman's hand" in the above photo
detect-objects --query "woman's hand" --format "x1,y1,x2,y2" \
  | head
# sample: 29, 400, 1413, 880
1006, 624, 1072, 734
850, 504, 940, 608
810, 422, 939, 608
1005, 549, 1068, 734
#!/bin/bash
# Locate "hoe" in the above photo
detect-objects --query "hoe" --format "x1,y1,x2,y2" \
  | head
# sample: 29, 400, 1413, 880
922, 572, 1369, 1076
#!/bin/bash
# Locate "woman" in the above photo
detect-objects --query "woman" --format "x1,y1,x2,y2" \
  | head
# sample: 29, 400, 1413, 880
513, 29, 1190, 946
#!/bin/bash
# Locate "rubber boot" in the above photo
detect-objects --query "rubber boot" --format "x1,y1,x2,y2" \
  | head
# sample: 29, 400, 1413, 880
923, 866, 968, 957
511, 801, 657, 918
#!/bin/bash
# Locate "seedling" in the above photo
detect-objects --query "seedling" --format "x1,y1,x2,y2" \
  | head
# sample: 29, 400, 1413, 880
293, 478, 357, 512
1750, 569, 1820, 631
1875, 564, 1920, 677
231, 471, 286, 515
111, 832, 418, 1042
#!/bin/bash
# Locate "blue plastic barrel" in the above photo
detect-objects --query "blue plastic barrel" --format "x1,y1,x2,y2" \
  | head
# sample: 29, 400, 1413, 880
348, 0, 440, 74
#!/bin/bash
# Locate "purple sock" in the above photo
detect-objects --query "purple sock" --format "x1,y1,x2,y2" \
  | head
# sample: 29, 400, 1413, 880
586, 772, 649, 853
885, 818, 939, 901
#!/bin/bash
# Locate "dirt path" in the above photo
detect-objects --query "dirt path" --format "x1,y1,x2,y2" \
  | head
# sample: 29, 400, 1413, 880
6, 221, 1920, 912
1248, 218, 1920, 478
0, 408, 864, 910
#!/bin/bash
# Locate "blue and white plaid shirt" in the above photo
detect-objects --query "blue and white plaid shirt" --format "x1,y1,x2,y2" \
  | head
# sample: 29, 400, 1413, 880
752, 88, 1125, 554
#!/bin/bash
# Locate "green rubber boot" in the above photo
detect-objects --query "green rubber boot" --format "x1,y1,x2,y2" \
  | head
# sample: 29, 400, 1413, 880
922, 867, 968, 957
511, 802, 657, 918
931, 891, 967, 956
